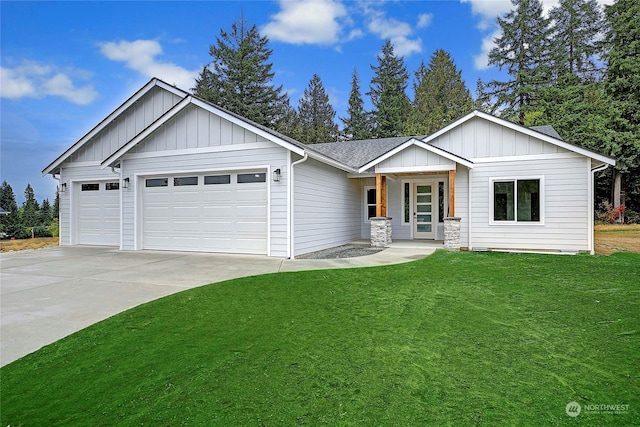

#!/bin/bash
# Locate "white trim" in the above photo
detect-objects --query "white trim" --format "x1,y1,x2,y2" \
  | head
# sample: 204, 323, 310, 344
59, 161, 101, 168
421, 110, 616, 166
43, 78, 187, 175
286, 150, 292, 258
358, 138, 473, 173
470, 152, 580, 163
289, 153, 309, 259
589, 162, 609, 254
347, 172, 376, 179
375, 164, 455, 174
134, 164, 271, 178
122, 141, 277, 161
489, 176, 546, 226
267, 167, 272, 257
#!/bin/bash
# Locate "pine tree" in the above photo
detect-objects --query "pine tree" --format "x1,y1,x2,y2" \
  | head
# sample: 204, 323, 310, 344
341, 68, 371, 140
297, 74, 339, 144
603, 0, 640, 209
192, 14, 289, 129
549, 0, 605, 82
405, 50, 474, 135
486, 0, 552, 123
368, 40, 411, 137
52, 187, 60, 220
0, 181, 20, 235
40, 198, 52, 226
21, 183, 40, 227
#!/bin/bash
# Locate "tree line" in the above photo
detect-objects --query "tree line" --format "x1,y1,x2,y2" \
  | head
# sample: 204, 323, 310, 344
0, 181, 60, 239
192, 0, 638, 214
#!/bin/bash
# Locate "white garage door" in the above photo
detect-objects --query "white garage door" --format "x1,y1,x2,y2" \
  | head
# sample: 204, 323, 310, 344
77, 182, 120, 246
142, 171, 268, 254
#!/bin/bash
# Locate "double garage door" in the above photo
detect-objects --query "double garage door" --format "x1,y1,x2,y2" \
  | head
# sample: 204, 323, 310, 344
142, 171, 268, 254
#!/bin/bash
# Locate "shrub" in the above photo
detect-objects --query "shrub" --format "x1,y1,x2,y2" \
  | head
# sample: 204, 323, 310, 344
596, 201, 625, 223
624, 209, 640, 224
49, 219, 59, 237
33, 226, 52, 238
13, 227, 31, 239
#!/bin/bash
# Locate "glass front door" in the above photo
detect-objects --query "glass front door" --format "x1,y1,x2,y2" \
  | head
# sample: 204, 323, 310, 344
414, 183, 435, 239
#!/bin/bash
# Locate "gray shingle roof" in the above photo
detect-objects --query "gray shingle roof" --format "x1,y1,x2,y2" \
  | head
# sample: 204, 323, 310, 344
531, 125, 563, 140
308, 136, 426, 169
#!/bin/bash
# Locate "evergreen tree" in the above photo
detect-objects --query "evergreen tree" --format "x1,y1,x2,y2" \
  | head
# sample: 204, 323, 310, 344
297, 74, 339, 144
549, 0, 605, 82
341, 68, 371, 140
0, 181, 20, 235
603, 0, 640, 209
21, 183, 40, 227
486, 0, 552, 123
405, 50, 474, 135
52, 187, 60, 220
192, 14, 289, 129
40, 198, 52, 225
368, 40, 411, 137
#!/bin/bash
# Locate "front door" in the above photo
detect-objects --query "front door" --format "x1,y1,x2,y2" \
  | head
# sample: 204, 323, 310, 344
413, 183, 435, 239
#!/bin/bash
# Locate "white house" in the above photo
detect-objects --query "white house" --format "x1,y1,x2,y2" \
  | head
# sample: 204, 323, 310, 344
43, 78, 615, 257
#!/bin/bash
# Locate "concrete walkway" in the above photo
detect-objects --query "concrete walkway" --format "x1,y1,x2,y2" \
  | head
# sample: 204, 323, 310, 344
0, 244, 435, 366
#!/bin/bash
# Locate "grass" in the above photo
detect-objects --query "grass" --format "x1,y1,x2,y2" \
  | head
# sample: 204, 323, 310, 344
594, 224, 640, 255
2, 251, 639, 426
0, 237, 59, 252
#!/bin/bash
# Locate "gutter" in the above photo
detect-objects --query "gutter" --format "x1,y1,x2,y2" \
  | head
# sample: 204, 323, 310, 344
288, 152, 308, 259
589, 163, 610, 254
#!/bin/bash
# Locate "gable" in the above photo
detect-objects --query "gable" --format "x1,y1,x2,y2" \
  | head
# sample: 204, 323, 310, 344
376, 144, 455, 172
127, 104, 270, 155
69, 86, 184, 163
427, 116, 568, 159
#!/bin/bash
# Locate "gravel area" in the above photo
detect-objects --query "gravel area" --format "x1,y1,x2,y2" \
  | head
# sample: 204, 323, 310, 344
297, 244, 385, 259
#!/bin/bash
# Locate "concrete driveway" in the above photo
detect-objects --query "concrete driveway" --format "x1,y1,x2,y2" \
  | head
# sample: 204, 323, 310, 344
1, 244, 435, 366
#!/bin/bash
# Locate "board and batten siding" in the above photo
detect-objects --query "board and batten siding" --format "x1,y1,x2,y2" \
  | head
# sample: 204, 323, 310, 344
59, 165, 123, 246
469, 155, 589, 251
428, 116, 567, 159
293, 158, 361, 256
127, 104, 270, 153
121, 146, 289, 257
70, 87, 183, 163
377, 145, 455, 169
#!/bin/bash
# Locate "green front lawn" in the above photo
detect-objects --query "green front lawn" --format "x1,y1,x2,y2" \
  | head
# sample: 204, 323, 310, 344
2, 251, 639, 426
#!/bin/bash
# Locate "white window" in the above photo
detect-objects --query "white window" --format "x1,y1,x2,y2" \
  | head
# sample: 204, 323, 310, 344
365, 186, 377, 221
490, 177, 544, 224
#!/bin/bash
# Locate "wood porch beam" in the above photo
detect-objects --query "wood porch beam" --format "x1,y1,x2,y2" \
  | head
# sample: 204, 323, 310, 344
376, 173, 387, 217
449, 169, 455, 217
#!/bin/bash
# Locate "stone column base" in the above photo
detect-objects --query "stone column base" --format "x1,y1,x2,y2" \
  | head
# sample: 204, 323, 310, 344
444, 217, 461, 250
371, 217, 392, 247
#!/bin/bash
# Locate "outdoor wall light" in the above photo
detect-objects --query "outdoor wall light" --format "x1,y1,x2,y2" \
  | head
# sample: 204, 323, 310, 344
272, 168, 281, 182
123, 177, 130, 189
60, 183, 67, 193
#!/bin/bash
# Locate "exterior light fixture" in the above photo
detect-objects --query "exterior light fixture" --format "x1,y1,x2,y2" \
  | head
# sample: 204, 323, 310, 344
123, 177, 130, 189
60, 183, 67, 193
272, 168, 281, 182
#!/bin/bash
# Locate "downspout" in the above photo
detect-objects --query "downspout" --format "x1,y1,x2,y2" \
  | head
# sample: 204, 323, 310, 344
52, 173, 62, 246
289, 152, 308, 259
110, 165, 123, 250
590, 163, 610, 254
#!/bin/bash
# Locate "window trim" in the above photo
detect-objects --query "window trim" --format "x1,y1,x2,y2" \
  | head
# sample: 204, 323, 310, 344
364, 186, 377, 222
489, 176, 545, 225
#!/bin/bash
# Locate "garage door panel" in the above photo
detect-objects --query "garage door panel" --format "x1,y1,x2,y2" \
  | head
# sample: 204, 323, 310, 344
143, 171, 267, 254
77, 182, 120, 246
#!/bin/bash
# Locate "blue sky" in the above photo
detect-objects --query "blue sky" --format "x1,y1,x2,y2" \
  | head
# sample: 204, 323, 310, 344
0, 0, 609, 203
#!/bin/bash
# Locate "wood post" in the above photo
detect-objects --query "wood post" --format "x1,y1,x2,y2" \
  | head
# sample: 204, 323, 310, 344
449, 169, 455, 217
376, 173, 387, 217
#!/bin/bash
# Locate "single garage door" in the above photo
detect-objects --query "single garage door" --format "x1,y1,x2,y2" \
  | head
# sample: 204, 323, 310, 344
142, 171, 268, 254
76, 181, 120, 246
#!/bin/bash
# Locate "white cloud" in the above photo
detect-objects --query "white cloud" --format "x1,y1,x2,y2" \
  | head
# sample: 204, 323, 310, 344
98, 39, 199, 89
474, 29, 502, 71
367, 11, 422, 57
0, 61, 97, 104
417, 13, 433, 29
262, 0, 349, 45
